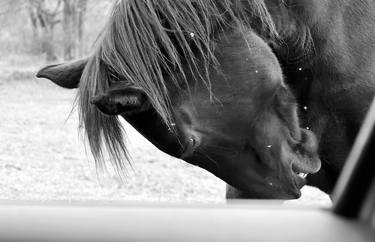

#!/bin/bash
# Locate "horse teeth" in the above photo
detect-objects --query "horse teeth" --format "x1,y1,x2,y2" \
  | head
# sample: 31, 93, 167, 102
298, 173, 308, 179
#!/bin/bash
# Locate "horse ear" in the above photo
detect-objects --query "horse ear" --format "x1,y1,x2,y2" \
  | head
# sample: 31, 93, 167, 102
90, 85, 150, 115
36, 59, 87, 89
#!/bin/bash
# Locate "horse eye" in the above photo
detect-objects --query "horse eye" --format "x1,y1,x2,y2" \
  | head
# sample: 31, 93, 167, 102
189, 138, 196, 147
189, 137, 201, 149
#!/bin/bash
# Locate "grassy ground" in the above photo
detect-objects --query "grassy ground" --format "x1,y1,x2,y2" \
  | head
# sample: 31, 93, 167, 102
0, 65, 331, 206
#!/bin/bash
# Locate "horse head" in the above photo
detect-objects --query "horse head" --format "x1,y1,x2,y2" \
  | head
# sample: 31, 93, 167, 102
37, 0, 321, 199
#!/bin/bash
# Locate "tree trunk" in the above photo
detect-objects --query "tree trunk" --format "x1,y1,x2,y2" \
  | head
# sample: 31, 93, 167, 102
28, 5, 39, 41
76, 0, 88, 57
63, 0, 76, 61
62, 0, 88, 60
27, 0, 61, 62
41, 26, 57, 62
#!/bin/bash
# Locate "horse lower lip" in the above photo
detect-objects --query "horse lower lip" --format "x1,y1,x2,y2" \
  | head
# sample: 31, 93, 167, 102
291, 154, 321, 174
294, 174, 307, 189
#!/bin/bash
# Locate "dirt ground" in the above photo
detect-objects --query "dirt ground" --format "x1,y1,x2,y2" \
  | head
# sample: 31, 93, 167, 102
0, 68, 331, 206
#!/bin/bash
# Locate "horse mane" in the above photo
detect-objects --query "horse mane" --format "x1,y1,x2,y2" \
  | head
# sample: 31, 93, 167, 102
270, 1, 314, 64
78, 0, 278, 176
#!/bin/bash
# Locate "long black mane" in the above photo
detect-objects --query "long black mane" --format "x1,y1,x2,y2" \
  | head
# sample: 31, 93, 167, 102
78, 0, 278, 175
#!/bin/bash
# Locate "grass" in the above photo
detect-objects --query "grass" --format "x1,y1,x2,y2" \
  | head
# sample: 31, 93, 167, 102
0, 66, 331, 206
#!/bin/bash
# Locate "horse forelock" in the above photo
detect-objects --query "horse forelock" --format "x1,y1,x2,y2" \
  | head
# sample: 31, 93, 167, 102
271, 2, 314, 63
78, 0, 278, 175
78, 55, 131, 178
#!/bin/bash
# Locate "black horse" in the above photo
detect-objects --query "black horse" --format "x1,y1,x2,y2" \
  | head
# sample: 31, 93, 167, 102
37, 0, 322, 199
227, 0, 375, 199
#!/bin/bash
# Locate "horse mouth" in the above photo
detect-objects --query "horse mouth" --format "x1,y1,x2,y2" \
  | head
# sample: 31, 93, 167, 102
292, 165, 309, 189
288, 149, 320, 191
295, 171, 308, 180
291, 149, 320, 173
284, 128, 321, 192
297, 172, 308, 179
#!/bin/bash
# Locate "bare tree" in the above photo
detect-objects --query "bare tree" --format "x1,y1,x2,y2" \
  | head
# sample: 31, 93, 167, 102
62, 0, 88, 60
76, 0, 88, 57
27, 0, 62, 61
0, 0, 25, 19
0, 0, 112, 62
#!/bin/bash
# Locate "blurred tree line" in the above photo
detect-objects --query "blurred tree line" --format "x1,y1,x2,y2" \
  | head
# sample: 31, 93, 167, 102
0, 0, 114, 63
